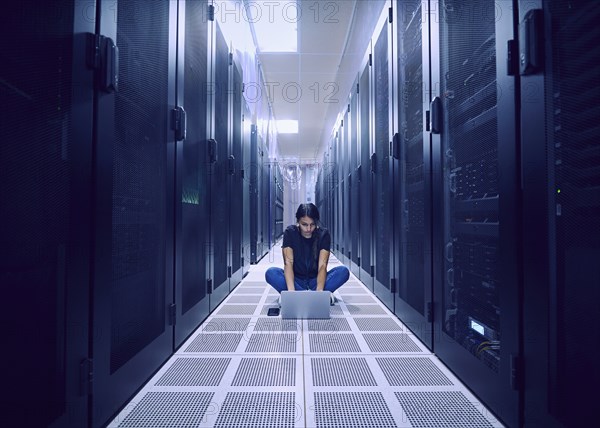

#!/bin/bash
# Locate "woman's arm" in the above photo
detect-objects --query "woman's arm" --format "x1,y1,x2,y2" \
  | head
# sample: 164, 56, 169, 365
282, 246, 296, 291
316, 249, 330, 291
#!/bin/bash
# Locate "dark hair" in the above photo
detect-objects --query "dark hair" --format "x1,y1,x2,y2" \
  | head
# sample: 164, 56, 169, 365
295, 203, 320, 223
296, 203, 322, 271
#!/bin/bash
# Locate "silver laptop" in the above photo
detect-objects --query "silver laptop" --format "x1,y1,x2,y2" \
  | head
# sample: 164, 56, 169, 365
280, 291, 331, 319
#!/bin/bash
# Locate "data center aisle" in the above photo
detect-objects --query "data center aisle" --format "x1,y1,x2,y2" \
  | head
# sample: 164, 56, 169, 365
107, 246, 504, 427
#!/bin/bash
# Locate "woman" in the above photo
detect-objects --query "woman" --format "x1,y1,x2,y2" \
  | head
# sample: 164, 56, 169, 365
265, 203, 350, 305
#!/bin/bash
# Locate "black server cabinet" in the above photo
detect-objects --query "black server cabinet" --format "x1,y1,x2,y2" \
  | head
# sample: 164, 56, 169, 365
275, 165, 284, 240
392, 0, 433, 349
521, 2, 600, 426
229, 57, 244, 289
174, 0, 211, 348
345, 107, 352, 264
350, 83, 361, 278
342, 113, 349, 264
91, 1, 176, 426
249, 125, 260, 263
209, 22, 230, 310
359, 54, 374, 289
241, 104, 252, 275
262, 152, 271, 252
1, 2, 93, 427
372, 8, 394, 309
431, 1, 520, 426
332, 134, 340, 255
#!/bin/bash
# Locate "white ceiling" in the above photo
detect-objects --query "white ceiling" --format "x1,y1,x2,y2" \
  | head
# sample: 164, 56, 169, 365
255, 0, 358, 162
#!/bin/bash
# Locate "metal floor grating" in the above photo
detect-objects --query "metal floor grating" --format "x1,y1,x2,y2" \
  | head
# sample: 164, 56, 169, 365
311, 357, 377, 386
231, 357, 296, 386
107, 251, 505, 428
214, 392, 297, 427
395, 391, 496, 427
311, 391, 397, 427
155, 357, 230, 386
116, 391, 214, 427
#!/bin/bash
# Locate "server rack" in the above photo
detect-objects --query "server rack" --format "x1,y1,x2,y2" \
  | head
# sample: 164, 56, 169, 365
431, 1, 520, 425
208, 22, 230, 310
342, 111, 350, 265
521, 1, 600, 426
261, 144, 270, 254
372, 7, 394, 309
1, 2, 93, 426
274, 165, 284, 240
229, 56, 244, 289
249, 124, 260, 263
91, 1, 177, 426
349, 83, 361, 278
241, 103, 252, 274
392, 0, 433, 349
359, 50, 374, 290
174, 0, 211, 348
331, 134, 340, 255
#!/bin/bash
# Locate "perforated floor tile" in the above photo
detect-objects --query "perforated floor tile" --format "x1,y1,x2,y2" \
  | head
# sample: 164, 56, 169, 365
307, 318, 352, 332
363, 333, 424, 353
231, 357, 296, 386
214, 391, 297, 427
395, 391, 497, 427
184, 333, 243, 353
254, 318, 301, 332
310, 391, 397, 427
339, 295, 378, 304
155, 357, 230, 386
308, 333, 361, 353
116, 391, 214, 427
376, 357, 454, 386
345, 304, 389, 315
201, 317, 251, 332
234, 288, 266, 295
244, 333, 299, 353
311, 357, 377, 386
227, 294, 263, 304
215, 304, 257, 316
354, 317, 405, 331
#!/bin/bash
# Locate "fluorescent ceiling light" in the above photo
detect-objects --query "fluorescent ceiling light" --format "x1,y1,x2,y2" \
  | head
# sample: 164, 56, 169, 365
276, 120, 298, 134
248, 1, 298, 52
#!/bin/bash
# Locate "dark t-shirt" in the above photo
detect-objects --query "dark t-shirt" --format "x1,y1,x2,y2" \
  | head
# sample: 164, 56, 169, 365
282, 225, 331, 279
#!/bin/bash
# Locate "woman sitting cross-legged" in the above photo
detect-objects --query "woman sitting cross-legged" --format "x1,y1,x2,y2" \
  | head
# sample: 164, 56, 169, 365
265, 203, 350, 305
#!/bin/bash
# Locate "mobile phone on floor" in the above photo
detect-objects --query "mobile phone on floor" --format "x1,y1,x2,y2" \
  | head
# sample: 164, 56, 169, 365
267, 307, 280, 316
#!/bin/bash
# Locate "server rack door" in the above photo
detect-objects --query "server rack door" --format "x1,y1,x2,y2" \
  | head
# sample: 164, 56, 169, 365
335, 133, 342, 257
329, 137, 336, 253
209, 23, 230, 310
249, 125, 259, 263
257, 134, 264, 259
431, 1, 519, 426
1, 2, 93, 427
262, 154, 271, 252
91, 1, 176, 426
241, 106, 252, 273
350, 84, 361, 278
275, 166, 284, 240
258, 139, 265, 257
345, 108, 352, 263
372, 8, 394, 309
392, 0, 432, 349
174, 0, 211, 347
339, 115, 344, 261
229, 58, 243, 288
342, 112, 350, 264
521, 1, 600, 426
359, 53, 374, 289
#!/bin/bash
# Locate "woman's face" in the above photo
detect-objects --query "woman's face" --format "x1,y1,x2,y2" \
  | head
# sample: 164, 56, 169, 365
297, 216, 316, 238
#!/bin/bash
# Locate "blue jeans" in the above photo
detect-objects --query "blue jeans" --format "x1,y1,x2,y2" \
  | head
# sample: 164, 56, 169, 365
265, 266, 350, 293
